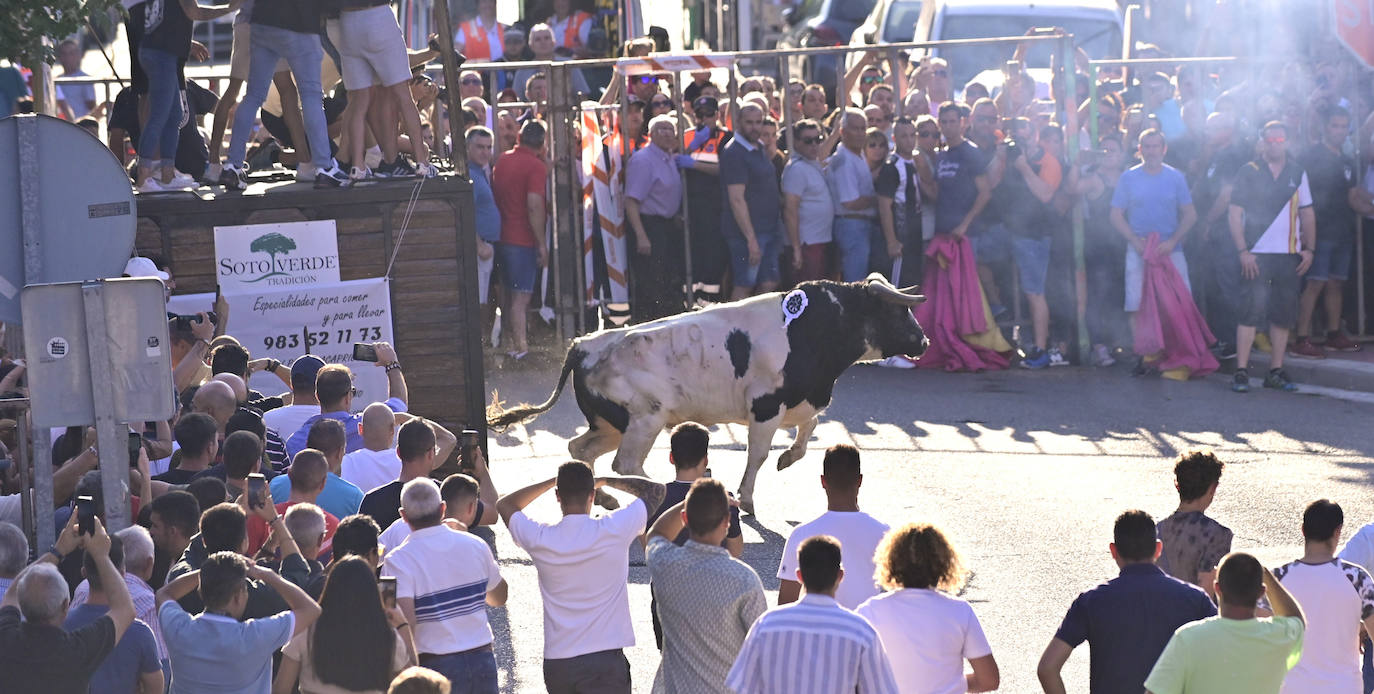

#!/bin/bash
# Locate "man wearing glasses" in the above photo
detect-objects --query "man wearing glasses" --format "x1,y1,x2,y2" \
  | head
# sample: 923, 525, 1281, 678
1227, 121, 1314, 393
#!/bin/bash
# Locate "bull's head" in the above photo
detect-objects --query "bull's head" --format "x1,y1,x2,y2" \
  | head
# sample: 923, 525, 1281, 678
863, 274, 928, 359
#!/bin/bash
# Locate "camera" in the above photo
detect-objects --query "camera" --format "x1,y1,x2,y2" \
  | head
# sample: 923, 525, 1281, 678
170, 311, 218, 331
1003, 138, 1022, 161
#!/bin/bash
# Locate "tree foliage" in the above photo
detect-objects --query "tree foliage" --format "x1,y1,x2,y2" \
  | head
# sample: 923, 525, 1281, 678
0, 0, 120, 65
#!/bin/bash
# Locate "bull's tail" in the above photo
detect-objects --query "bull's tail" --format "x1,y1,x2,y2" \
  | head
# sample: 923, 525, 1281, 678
487, 348, 579, 429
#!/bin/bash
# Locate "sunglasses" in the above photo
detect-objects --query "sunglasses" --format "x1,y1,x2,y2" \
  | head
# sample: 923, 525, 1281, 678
461, 77, 483, 86
917, 130, 939, 137
635, 75, 659, 84
973, 115, 997, 123
861, 76, 882, 84
799, 136, 822, 145
651, 100, 672, 108
866, 141, 888, 148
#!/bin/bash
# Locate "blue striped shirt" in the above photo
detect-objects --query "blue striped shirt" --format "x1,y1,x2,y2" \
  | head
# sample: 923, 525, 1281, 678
726, 594, 899, 694
384, 525, 503, 654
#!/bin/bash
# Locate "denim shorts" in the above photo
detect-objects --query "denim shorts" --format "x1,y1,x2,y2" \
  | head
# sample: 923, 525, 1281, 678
496, 242, 537, 293
1307, 237, 1353, 282
726, 231, 782, 288
1012, 236, 1052, 296
970, 223, 1012, 265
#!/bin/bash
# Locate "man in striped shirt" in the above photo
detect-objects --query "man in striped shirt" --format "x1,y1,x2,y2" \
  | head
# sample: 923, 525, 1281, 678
726, 536, 898, 694
386, 478, 508, 692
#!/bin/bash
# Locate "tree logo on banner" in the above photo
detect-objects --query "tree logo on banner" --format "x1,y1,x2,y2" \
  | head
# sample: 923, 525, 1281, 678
246, 233, 299, 283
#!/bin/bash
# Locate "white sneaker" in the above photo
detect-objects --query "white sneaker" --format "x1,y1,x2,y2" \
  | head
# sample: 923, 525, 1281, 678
1048, 347, 1070, 367
349, 166, 372, 183
417, 162, 438, 178
314, 162, 351, 188
295, 162, 317, 182
877, 355, 918, 369
1092, 344, 1116, 367
136, 178, 167, 194
164, 172, 197, 190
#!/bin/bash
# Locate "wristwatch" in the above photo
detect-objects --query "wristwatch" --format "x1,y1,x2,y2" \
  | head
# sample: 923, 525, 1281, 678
384, 361, 403, 373
265, 359, 281, 373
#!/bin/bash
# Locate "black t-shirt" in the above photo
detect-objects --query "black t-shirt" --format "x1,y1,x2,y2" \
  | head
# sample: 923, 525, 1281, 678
251, 0, 320, 35
876, 154, 920, 219
995, 150, 1053, 238
1300, 143, 1357, 241
1231, 158, 1311, 250
0, 605, 116, 694
934, 140, 987, 234
1193, 142, 1250, 231
360, 480, 403, 530
141, 0, 194, 59
153, 467, 202, 485
645, 480, 742, 546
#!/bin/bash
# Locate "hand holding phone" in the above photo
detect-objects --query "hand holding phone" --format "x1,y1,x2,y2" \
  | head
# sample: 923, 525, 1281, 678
76, 495, 96, 536
379, 576, 398, 609
247, 473, 268, 510
459, 429, 481, 469
353, 343, 379, 362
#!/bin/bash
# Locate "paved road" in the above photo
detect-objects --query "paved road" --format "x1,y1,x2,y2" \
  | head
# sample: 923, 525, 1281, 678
474, 360, 1374, 693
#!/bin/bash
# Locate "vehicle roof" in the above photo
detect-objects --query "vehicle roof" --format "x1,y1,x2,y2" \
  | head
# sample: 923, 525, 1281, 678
935, 0, 1121, 16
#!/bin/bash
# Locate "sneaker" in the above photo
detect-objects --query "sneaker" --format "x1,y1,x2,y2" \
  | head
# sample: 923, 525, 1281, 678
1019, 348, 1049, 369
417, 162, 438, 178
1214, 341, 1238, 360
314, 162, 351, 188
219, 163, 247, 191
349, 166, 373, 183
1326, 331, 1362, 352
295, 162, 317, 182
1047, 347, 1070, 367
1232, 369, 1250, 393
1289, 337, 1325, 360
136, 178, 167, 194
1132, 356, 1159, 377
375, 156, 417, 178
1092, 344, 1116, 367
1263, 368, 1298, 392
163, 172, 197, 190
876, 355, 917, 369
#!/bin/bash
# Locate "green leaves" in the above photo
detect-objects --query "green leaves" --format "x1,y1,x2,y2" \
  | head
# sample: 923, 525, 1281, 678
0, 0, 120, 65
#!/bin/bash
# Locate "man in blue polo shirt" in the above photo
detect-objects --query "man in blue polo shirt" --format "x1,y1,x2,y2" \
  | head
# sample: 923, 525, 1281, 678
720, 102, 782, 300
284, 342, 408, 459
468, 127, 501, 309
1037, 509, 1216, 694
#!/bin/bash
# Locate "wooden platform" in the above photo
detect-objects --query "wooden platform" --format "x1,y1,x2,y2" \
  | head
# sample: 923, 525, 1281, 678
134, 174, 487, 449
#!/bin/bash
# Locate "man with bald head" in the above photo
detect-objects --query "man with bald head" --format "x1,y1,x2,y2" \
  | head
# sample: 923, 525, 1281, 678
721, 102, 784, 300
247, 449, 339, 558
191, 381, 238, 435
341, 403, 400, 493
210, 373, 289, 471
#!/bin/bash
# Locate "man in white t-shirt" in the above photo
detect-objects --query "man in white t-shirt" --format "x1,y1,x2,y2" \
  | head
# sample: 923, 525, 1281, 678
1271, 499, 1374, 693
498, 462, 666, 694
777, 444, 889, 609
262, 356, 323, 443
386, 478, 507, 692
340, 402, 399, 493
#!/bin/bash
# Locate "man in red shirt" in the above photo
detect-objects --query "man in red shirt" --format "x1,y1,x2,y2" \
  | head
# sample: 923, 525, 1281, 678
245, 450, 338, 560
492, 120, 549, 360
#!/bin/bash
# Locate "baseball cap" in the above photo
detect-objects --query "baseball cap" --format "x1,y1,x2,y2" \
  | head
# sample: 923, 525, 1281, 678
290, 355, 327, 389
123, 257, 170, 281
692, 96, 718, 113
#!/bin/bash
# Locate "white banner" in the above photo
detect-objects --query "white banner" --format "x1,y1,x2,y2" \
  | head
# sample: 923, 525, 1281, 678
167, 278, 395, 411
214, 220, 341, 295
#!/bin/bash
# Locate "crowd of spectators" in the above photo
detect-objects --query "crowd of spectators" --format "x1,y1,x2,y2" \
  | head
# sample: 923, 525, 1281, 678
2, 359, 1371, 694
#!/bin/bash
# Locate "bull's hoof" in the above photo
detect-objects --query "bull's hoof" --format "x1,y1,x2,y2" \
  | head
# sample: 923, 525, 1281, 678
739, 497, 755, 516
594, 489, 621, 510
776, 450, 799, 471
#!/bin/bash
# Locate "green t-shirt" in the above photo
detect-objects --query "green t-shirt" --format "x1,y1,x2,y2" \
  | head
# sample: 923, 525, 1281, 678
1144, 615, 1305, 694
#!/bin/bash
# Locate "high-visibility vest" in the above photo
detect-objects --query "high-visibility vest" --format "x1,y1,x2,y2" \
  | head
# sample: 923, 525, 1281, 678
551, 11, 593, 49
457, 17, 505, 61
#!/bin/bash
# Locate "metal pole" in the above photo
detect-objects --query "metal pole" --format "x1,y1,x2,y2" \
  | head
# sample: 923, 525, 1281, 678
17, 115, 49, 551
780, 54, 794, 152
549, 63, 567, 343
31, 415, 52, 554
1063, 35, 1089, 361
887, 46, 903, 115
675, 71, 694, 306
81, 282, 131, 533
16, 405, 32, 552
432, 0, 468, 177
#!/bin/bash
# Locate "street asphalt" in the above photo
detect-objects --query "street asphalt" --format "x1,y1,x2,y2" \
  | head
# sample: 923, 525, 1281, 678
474, 357, 1374, 693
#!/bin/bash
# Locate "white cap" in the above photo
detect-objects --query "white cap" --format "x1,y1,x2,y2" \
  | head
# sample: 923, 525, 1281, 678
123, 257, 169, 281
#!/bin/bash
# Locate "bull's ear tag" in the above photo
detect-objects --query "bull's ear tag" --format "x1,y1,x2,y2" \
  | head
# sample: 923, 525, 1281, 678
782, 289, 809, 326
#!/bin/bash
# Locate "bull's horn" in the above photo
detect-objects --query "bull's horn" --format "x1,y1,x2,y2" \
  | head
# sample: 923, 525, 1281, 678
898, 284, 922, 295
867, 280, 927, 305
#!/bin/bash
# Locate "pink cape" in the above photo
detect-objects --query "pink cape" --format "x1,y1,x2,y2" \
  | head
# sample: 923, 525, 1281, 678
1133, 233, 1218, 379
915, 234, 1011, 372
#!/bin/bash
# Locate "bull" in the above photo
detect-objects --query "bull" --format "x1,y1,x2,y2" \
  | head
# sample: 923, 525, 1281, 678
488, 274, 927, 514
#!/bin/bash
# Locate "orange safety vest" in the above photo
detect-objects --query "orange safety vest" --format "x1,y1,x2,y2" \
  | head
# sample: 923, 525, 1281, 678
457, 17, 505, 61
682, 127, 729, 164
552, 11, 593, 49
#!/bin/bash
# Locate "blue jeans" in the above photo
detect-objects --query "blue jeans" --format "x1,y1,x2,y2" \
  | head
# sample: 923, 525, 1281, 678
136, 47, 182, 164
1364, 634, 1373, 694
228, 24, 332, 170
419, 649, 498, 694
834, 217, 877, 282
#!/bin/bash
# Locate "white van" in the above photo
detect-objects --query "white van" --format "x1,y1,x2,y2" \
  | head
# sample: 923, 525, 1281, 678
850, 0, 1124, 90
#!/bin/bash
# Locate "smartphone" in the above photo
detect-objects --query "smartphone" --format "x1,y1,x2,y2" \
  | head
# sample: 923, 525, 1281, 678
459, 429, 480, 469
76, 495, 96, 536
127, 432, 144, 467
378, 576, 398, 609
352, 343, 379, 362
247, 473, 267, 510
1005, 60, 1021, 79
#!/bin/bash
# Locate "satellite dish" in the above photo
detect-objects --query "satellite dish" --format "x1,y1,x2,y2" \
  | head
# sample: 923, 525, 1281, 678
0, 114, 138, 325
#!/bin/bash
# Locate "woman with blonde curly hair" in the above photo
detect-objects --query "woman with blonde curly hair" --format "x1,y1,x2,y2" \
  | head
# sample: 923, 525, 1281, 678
855, 523, 1000, 694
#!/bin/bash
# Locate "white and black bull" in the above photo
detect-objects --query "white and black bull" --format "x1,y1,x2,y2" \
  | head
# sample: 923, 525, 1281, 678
488, 274, 927, 513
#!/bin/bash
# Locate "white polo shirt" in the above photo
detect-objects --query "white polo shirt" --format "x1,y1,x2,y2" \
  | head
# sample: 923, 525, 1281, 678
384, 525, 503, 655
507, 499, 646, 659
777, 510, 890, 609
262, 405, 319, 447
340, 447, 401, 493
